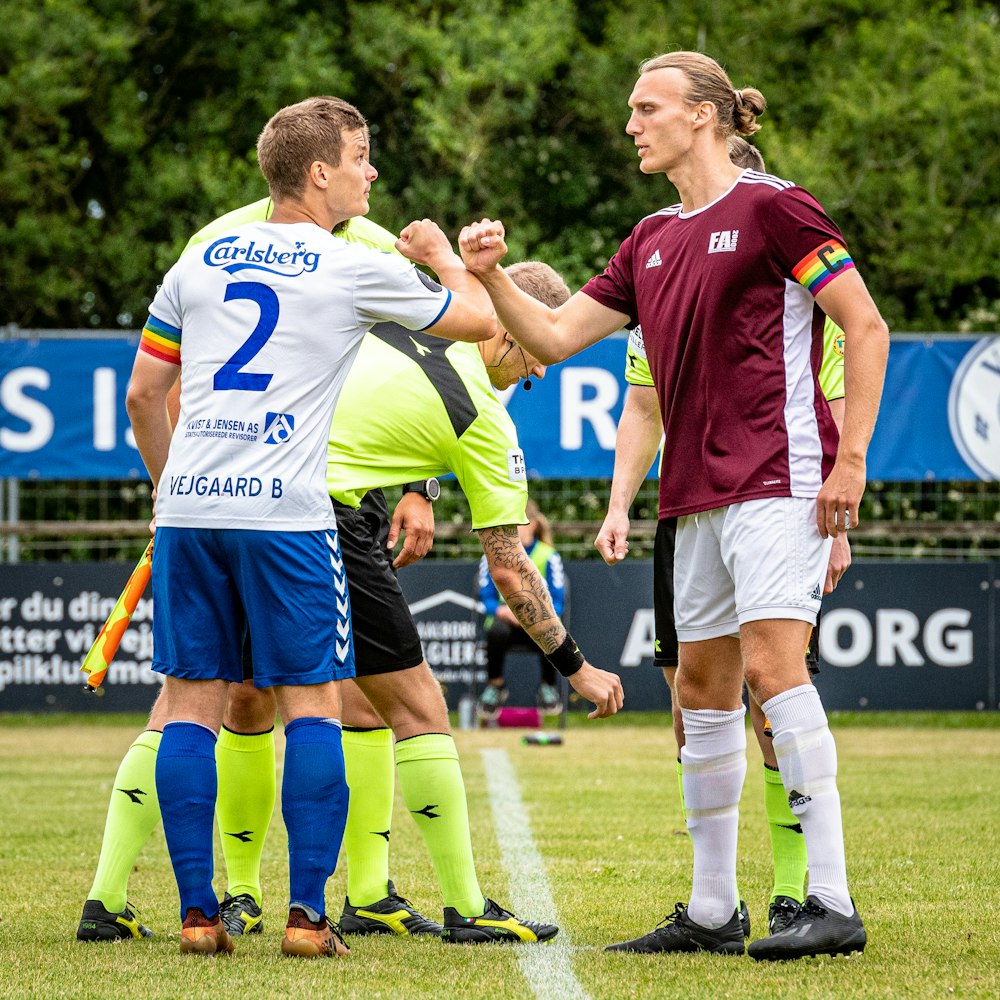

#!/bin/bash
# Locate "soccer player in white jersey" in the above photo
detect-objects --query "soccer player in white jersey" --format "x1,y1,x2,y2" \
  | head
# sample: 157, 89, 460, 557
125, 96, 494, 958
458, 52, 889, 960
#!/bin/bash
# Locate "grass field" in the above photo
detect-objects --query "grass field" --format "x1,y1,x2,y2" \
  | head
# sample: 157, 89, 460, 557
1, 713, 998, 999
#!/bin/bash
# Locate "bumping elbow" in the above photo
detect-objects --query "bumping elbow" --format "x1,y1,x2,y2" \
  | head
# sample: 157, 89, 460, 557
478, 314, 501, 343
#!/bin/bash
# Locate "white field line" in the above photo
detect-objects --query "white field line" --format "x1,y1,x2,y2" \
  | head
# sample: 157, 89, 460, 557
481, 748, 591, 1000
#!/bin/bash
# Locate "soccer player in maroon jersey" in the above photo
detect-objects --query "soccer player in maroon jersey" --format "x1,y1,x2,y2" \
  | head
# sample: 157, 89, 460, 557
458, 51, 889, 961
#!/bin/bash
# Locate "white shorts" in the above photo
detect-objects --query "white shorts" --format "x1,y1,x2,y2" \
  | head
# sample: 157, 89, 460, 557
673, 496, 833, 642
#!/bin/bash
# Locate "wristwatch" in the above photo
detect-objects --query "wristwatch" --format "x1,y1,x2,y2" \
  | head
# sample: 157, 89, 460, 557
402, 477, 441, 502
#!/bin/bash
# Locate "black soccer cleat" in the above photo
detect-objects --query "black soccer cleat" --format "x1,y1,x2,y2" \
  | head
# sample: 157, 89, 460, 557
219, 891, 264, 936
76, 899, 153, 941
738, 899, 751, 939
767, 895, 801, 935
340, 879, 442, 936
748, 895, 866, 961
605, 902, 746, 954
441, 897, 558, 944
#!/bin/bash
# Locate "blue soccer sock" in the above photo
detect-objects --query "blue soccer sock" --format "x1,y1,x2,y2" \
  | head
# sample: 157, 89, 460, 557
283, 717, 349, 917
155, 721, 219, 921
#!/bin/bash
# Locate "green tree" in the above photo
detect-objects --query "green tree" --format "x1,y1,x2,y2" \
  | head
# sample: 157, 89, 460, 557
2, 0, 998, 331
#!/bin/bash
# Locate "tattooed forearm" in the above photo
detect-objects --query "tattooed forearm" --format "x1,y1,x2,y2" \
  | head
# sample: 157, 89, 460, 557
531, 622, 565, 654
478, 524, 523, 570
478, 524, 566, 651
506, 590, 546, 626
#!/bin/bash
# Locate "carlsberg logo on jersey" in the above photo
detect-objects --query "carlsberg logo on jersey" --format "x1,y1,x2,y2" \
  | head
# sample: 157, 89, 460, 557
203, 235, 321, 276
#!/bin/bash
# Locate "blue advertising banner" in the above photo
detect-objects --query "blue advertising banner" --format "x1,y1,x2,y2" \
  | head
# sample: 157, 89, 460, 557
2, 333, 998, 481
0, 337, 146, 479
0, 559, 994, 713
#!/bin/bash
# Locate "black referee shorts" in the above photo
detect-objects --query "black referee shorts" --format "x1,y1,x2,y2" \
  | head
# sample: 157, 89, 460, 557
242, 489, 424, 680
331, 489, 424, 676
652, 517, 679, 668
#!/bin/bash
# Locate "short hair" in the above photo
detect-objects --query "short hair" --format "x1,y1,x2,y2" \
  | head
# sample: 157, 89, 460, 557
257, 97, 368, 201
639, 51, 766, 138
727, 135, 765, 172
525, 498, 554, 545
504, 261, 571, 309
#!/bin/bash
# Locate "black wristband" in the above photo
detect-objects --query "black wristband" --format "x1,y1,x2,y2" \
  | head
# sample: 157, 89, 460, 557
546, 632, 585, 678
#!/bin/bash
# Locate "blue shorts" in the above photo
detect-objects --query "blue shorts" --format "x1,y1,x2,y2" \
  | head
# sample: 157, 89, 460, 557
151, 526, 355, 686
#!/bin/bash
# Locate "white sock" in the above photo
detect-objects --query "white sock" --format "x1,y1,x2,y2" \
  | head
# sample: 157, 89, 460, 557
763, 684, 853, 917
680, 707, 747, 929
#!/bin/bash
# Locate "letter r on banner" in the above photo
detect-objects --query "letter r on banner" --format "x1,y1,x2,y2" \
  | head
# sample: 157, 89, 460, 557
560, 368, 620, 450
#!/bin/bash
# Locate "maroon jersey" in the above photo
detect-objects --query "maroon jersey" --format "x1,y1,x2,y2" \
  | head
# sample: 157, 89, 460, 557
582, 170, 851, 518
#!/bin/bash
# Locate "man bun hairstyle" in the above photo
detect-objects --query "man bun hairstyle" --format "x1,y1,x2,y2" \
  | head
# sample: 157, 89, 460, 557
727, 135, 765, 172
640, 51, 765, 138
257, 96, 368, 201
730, 87, 766, 136
504, 261, 571, 309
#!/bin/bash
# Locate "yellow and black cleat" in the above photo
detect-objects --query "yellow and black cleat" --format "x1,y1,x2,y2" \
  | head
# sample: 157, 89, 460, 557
219, 892, 264, 936
340, 880, 442, 936
441, 898, 558, 944
76, 899, 153, 941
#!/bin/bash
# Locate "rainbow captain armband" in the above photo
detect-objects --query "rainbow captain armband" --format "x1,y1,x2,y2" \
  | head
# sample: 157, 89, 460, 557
792, 240, 855, 296
140, 314, 182, 364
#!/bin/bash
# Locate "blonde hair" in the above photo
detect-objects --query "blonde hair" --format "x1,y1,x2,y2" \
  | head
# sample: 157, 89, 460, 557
525, 498, 553, 545
639, 51, 766, 137
257, 96, 368, 201
505, 261, 571, 308
727, 135, 765, 172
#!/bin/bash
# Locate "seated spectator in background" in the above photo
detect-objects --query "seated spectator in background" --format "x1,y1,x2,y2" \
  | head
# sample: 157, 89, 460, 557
477, 499, 566, 716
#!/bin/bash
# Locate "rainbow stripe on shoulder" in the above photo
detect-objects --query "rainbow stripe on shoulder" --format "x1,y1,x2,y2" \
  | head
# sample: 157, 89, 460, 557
792, 240, 855, 296
140, 314, 181, 364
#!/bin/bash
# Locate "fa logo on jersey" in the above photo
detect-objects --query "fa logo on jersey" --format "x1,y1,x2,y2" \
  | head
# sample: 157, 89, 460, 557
262, 412, 295, 445
708, 230, 739, 254
645, 249, 663, 269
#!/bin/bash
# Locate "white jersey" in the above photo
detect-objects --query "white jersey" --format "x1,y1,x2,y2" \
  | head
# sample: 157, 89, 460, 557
146, 221, 452, 530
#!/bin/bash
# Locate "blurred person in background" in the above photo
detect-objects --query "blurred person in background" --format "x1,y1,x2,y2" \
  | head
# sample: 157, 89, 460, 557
477, 498, 567, 716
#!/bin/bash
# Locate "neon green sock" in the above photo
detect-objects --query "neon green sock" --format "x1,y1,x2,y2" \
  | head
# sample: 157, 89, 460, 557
763, 762, 807, 903
216, 727, 275, 905
676, 758, 685, 818
342, 727, 394, 906
88, 730, 162, 912
395, 733, 485, 917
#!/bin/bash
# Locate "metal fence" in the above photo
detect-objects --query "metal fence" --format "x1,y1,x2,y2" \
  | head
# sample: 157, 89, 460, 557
3, 476, 998, 563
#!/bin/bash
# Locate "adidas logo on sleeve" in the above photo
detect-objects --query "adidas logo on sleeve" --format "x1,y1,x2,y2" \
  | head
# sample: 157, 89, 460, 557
645, 249, 662, 269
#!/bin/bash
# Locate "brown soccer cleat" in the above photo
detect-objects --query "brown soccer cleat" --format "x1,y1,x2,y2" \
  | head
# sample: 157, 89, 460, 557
281, 904, 351, 958
179, 907, 235, 955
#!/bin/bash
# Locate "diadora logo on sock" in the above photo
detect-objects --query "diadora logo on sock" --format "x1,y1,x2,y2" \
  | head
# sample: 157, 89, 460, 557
262, 412, 295, 444
412, 804, 441, 820
645, 249, 663, 269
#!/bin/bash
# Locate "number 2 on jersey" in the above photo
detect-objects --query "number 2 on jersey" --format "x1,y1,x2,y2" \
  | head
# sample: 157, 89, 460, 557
214, 282, 278, 391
